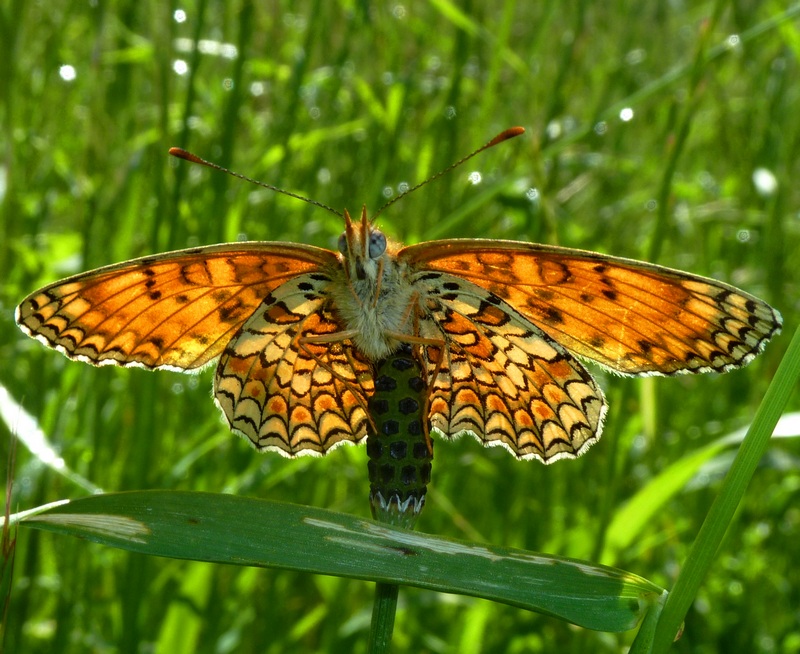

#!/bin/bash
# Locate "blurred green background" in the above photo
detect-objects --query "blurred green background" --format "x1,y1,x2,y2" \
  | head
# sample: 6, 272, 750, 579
2, 1, 799, 652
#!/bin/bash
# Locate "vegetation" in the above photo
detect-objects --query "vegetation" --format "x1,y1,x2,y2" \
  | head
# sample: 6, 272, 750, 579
2, 1, 799, 652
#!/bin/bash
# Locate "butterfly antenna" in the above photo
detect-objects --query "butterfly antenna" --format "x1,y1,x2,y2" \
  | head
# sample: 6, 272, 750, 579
169, 148, 343, 218
371, 126, 525, 222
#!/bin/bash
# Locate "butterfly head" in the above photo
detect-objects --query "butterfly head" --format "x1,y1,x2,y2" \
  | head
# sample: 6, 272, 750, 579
338, 206, 388, 281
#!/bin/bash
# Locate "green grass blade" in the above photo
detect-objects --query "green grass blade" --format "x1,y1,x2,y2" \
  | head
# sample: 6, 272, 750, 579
0, 383, 102, 494
368, 582, 399, 654
642, 325, 800, 653
18, 490, 664, 633
603, 411, 800, 564
603, 439, 729, 564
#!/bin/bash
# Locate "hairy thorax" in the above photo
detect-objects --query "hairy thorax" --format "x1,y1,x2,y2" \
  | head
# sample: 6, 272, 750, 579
327, 247, 418, 361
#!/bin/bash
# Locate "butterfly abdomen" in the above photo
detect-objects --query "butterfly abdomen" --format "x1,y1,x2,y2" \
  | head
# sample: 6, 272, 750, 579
367, 343, 432, 527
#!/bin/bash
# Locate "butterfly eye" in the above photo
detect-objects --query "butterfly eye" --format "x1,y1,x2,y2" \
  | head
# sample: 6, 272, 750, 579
337, 232, 348, 255
368, 231, 387, 259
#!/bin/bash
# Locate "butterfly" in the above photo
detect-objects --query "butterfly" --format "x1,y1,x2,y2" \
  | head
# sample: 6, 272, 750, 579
15, 128, 782, 463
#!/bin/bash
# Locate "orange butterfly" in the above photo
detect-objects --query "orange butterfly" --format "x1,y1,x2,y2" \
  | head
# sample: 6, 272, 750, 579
16, 128, 782, 463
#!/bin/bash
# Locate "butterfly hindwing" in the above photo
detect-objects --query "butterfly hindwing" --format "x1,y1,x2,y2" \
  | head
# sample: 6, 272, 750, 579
215, 272, 373, 456
414, 272, 607, 462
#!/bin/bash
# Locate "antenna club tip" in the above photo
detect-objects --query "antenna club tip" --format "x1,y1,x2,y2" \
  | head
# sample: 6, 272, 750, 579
489, 126, 526, 146
169, 147, 202, 163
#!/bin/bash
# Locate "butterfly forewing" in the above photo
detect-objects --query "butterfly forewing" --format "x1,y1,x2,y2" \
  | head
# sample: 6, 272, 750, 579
415, 273, 607, 462
216, 273, 373, 456
15, 243, 337, 371
403, 240, 782, 376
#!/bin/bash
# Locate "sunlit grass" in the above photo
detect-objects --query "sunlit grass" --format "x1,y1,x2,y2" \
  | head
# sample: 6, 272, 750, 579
2, 2, 799, 652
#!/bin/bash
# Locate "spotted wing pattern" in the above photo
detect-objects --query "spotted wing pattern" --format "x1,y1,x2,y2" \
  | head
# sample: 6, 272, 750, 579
16, 227, 782, 464
215, 273, 374, 456
404, 240, 782, 376
15, 243, 337, 371
414, 272, 607, 462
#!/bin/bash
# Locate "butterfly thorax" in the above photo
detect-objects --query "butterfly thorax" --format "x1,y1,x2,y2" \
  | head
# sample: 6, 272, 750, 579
328, 208, 417, 361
